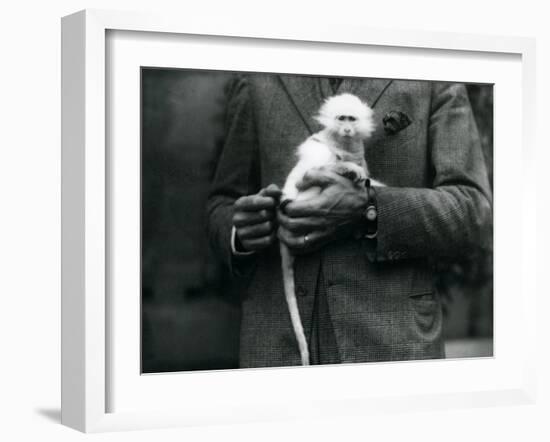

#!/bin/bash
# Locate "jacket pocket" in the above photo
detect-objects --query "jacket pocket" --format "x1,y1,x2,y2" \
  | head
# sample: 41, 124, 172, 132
409, 291, 441, 337
409, 291, 438, 311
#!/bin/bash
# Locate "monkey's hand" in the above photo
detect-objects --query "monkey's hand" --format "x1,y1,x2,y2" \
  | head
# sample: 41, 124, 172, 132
323, 162, 367, 187
233, 184, 282, 253
277, 169, 368, 254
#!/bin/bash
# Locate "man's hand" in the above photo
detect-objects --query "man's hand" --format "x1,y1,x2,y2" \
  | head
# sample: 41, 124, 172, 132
277, 168, 367, 254
233, 184, 282, 252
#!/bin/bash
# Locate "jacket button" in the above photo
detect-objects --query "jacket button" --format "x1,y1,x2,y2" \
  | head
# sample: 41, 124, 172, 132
296, 286, 307, 297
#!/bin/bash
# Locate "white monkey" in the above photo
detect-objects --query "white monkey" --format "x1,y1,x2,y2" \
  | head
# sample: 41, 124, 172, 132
280, 93, 384, 366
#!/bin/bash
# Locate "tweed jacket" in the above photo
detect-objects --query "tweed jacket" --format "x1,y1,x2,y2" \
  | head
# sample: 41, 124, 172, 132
207, 74, 492, 368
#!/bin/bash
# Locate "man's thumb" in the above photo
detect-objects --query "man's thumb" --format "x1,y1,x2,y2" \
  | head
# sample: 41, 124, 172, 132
260, 184, 282, 200
296, 170, 334, 191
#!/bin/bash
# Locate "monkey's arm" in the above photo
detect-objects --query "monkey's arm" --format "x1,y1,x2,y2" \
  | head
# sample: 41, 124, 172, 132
206, 75, 261, 276
372, 83, 492, 261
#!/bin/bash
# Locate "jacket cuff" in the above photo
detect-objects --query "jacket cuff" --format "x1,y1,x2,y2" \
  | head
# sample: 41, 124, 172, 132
228, 226, 257, 278
230, 226, 256, 256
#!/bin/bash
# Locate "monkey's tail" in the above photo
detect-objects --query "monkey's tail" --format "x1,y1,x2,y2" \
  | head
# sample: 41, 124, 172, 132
280, 243, 310, 366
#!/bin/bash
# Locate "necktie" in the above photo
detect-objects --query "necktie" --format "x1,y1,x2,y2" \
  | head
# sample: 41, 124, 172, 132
329, 77, 343, 94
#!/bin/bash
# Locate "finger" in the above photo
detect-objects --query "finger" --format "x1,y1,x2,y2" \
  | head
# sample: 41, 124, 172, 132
302, 227, 336, 250
236, 221, 275, 239
233, 209, 275, 227
259, 184, 282, 200
234, 194, 278, 211
296, 169, 344, 191
241, 232, 277, 251
277, 210, 328, 233
277, 226, 335, 252
283, 196, 329, 218
277, 226, 302, 249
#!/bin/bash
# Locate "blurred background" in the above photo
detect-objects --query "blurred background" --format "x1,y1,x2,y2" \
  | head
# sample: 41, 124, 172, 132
141, 68, 493, 373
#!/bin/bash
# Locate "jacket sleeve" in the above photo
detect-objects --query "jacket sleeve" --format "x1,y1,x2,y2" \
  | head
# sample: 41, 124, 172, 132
206, 75, 261, 276
373, 82, 492, 261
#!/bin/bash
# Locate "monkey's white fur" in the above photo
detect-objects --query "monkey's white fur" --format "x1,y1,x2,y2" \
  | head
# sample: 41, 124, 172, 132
280, 93, 384, 366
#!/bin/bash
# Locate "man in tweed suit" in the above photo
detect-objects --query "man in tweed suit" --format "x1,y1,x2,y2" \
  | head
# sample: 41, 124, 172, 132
207, 74, 492, 368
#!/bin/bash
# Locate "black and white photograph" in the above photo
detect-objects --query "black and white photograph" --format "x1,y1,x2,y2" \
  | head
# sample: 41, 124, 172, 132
141, 69, 494, 372
3, 0, 547, 439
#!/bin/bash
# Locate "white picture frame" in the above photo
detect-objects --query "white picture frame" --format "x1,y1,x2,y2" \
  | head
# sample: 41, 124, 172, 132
61, 9, 537, 433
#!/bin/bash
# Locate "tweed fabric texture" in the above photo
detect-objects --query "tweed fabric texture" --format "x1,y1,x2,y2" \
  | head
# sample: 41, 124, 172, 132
206, 74, 492, 368
309, 265, 341, 365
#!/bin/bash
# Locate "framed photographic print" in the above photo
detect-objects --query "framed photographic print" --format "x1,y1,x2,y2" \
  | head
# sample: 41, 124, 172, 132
61, 9, 537, 433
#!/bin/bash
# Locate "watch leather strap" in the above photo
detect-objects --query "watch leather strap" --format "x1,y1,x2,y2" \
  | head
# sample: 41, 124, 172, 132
363, 179, 378, 261
364, 179, 378, 239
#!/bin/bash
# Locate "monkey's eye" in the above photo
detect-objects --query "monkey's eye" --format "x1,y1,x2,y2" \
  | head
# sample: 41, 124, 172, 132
348, 116, 356, 122
337, 115, 346, 121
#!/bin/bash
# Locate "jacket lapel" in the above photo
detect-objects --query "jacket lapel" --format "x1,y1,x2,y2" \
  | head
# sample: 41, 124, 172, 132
278, 75, 325, 135
320, 76, 393, 107
346, 77, 393, 108
279, 75, 393, 134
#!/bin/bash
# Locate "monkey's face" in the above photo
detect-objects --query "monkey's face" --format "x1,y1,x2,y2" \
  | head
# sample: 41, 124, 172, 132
334, 115, 359, 139
315, 93, 376, 141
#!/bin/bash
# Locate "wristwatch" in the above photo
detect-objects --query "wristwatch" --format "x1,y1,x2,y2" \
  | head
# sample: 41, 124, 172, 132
363, 179, 378, 239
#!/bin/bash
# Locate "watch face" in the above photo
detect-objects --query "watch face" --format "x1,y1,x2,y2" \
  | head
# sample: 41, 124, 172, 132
364, 201, 378, 239
366, 206, 377, 221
